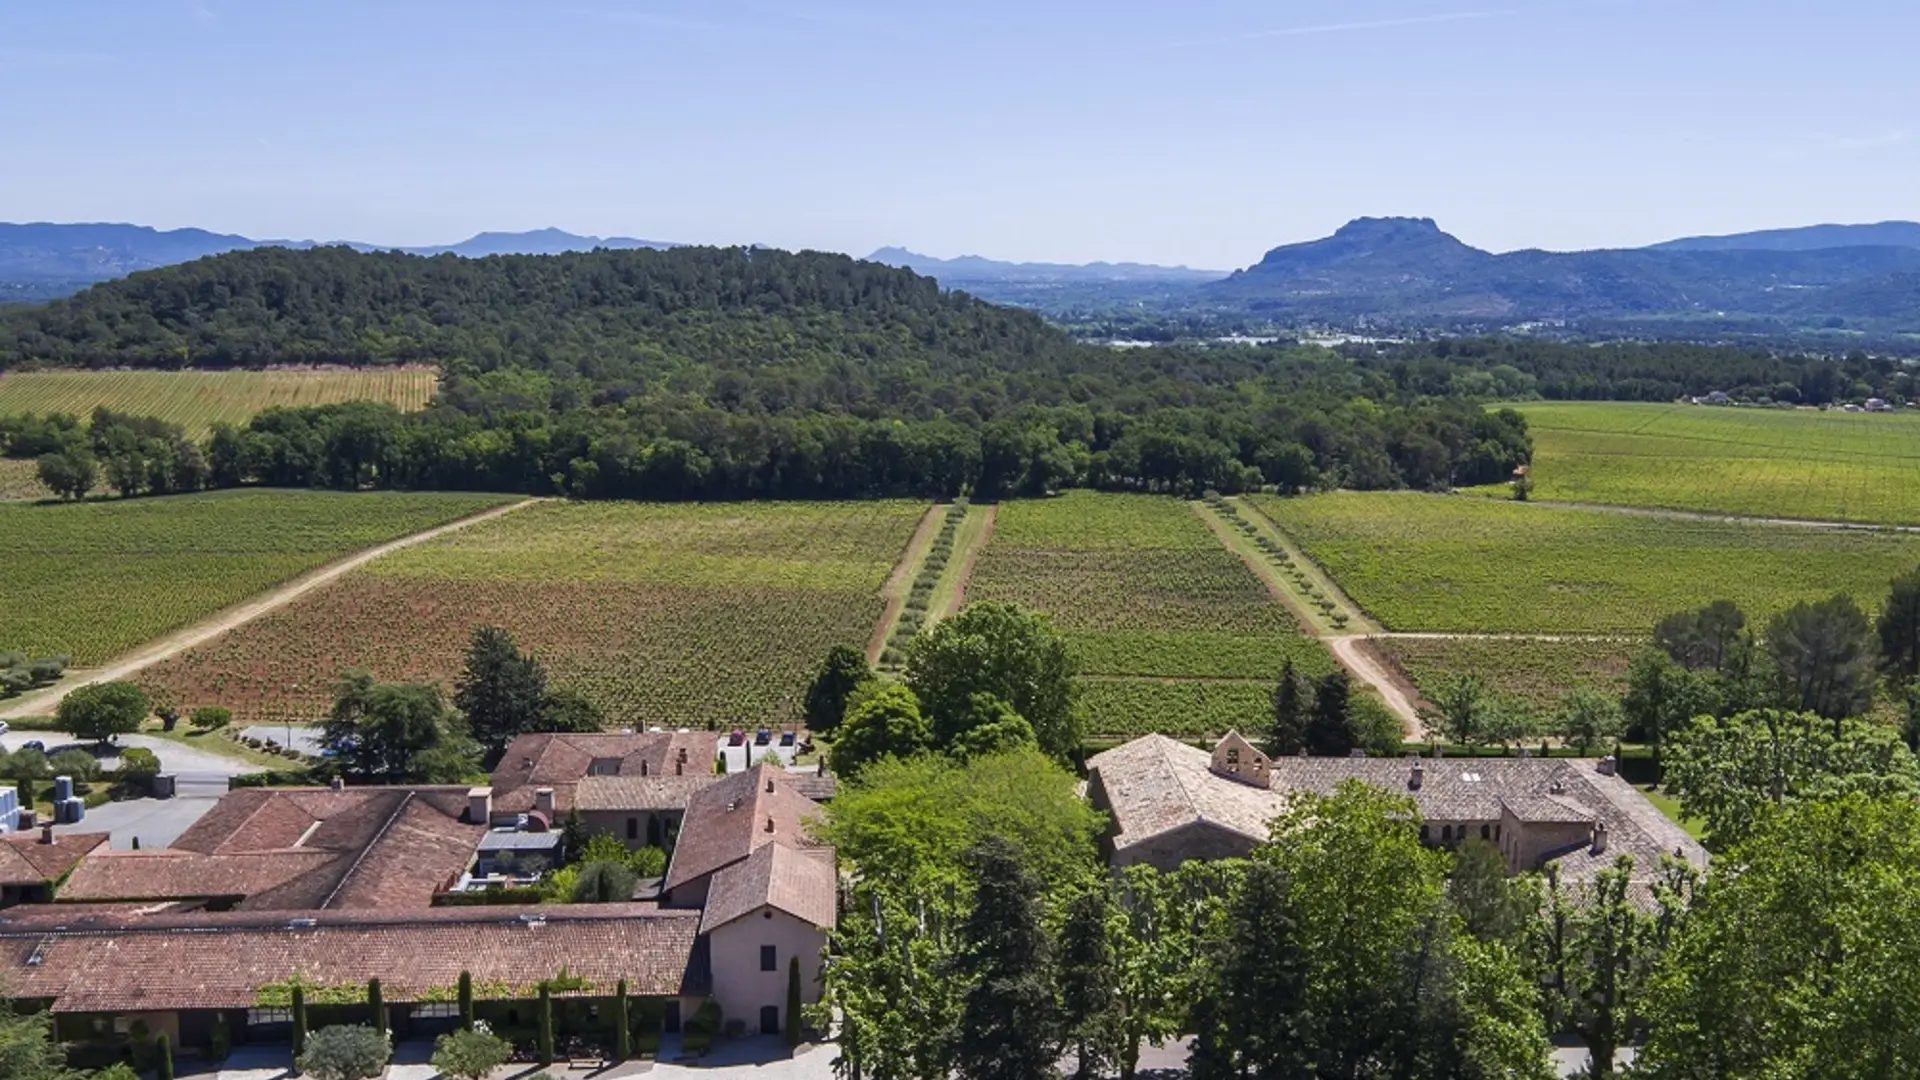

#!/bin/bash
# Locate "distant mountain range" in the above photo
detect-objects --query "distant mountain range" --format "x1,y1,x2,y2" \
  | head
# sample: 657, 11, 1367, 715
1204, 217, 1920, 326
0, 223, 678, 292
8, 218, 1920, 333
866, 247, 1222, 284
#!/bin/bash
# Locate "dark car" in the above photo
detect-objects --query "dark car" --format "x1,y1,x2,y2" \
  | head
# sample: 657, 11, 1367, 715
728, 729, 746, 746
755, 728, 772, 745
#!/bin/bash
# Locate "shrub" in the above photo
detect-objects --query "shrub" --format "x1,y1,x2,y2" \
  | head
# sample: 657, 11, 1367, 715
190, 706, 233, 731
432, 1024, 513, 1080
49, 748, 100, 783
118, 747, 161, 779
569, 860, 637, 903
298, 1025, 391, 1080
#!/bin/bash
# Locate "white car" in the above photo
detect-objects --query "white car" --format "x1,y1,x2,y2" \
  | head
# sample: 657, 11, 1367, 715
0, 721, 9, 736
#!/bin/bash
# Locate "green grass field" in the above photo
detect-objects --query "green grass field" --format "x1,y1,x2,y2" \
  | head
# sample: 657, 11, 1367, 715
0, 367, 438, 436
1366, 637, 1634, 713
0, 490, 517, 665
1496, 401, 1920, 525
1253, 491, 1920, 634
138, 499, 927, 728
962, 491, 1333, 737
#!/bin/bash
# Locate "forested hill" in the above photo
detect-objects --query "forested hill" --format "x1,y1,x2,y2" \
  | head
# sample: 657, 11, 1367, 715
0, 244, 1087, 378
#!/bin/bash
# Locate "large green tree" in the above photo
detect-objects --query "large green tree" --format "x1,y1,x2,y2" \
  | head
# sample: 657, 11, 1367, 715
1654, 600, 1750, 675
1054, 885, 1124, 1080
1766, 593, 1878, 722
830, 683, 932, 779
952, 835, 1057, 1080
322, 672, 479, 783
453, 625, 549, 757
53, 680, 147, 742
905, 602, 1080, 761
1305, 669, 1356, 756
1877, 565, 1920, 685
0, 991, 74, 1080
1661, 708, 1920, 849
1268, 657, 1309, 756
1637, 794, 1920, 1079
804, 644, 873, 735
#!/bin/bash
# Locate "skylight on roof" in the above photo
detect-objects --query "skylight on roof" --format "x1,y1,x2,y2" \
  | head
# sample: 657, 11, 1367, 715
1461, 772, 1483, 783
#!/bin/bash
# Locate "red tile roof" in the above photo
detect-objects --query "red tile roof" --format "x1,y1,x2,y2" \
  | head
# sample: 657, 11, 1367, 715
0, 904, 702, 1013
700, 842, 837, 933
57, 787, 485, 911
0, 832, 108, 887
490, 733, 718, 815
663, 766, 825, 894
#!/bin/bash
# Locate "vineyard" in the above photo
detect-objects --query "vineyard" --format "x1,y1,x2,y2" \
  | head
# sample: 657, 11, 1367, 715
0, 490, 516, 665
1489, 400, 1920, 525
1365, 636, 1634, 713
0, 367, 438, 436
1251, 491, 1920, 634
137, 499, 927, 728
963, 491, 1332, 738
0, 458, 45, 500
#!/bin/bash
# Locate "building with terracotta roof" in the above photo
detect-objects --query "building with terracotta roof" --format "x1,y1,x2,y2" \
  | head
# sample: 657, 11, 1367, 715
663, 765, 835, 1036
0, 828, 108, 907
1087, 733, 1707, 896
0, 902, 704, 1051
488, 731, 719, 820
56, 786, 487, 911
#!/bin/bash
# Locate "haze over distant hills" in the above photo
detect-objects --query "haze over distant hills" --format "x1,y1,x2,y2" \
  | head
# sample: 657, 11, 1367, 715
866, 247, 1222, 284
1650, 221, 1920, 253
0, 223, 678, 298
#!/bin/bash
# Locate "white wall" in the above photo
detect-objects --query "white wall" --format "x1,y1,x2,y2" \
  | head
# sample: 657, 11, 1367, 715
707, 907, 826, 1034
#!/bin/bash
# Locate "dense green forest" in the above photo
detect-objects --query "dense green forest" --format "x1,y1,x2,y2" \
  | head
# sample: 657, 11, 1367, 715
0, 246, 1532, 499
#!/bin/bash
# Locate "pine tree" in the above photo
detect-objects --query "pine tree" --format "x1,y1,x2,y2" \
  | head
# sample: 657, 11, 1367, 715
1306, 670, 1356, 756
457, 970, 474, 1031
614, 978, 632, 1062
1269, 657, 1308, 756
953, 835, 1057, 1080
1210, 862, 1309, 1077
804, 644, 872, 735
455, 624, 548, 757
1055, 885, 1123, 1080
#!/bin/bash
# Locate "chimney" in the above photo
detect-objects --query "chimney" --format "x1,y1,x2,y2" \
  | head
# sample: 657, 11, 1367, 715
1408, 763, 1424, 791
765, 776, 775, 794
1591, 822, 1609, 856
467, 787, 493, 826
329, 776, 345, 793
675, 759, 684, 776
39, 824, 54, 846
640, 760, 649, 777
1596, 755, 1617, 777
535, 788, 555, 816
765, 815, 776, 833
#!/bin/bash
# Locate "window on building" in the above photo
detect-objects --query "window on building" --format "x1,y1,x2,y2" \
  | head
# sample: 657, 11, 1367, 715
413, 1002, 459, 1019
248, 1008, 292, 1027
589, 757, 622, 776
1419, 824, 1430, 842
1481, 824, 1491, 840
760, 1005, 780, 1035
761, 944, 777, 971
1441, 825, 1452, 842
627, 817, 639, 840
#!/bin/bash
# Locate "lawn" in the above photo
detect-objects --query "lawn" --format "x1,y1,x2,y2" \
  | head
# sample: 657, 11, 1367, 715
1365, 636, 1634, 713
137, 499, 927, 729
0, 489, 517, 666
962, 491, 1333, 738
0, 367, 438, 437
1489, 400, 1920, 525
1252, 491, 1920, 634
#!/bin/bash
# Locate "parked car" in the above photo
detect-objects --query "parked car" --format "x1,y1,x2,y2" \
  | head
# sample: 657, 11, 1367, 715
20, 740, 44, 753
727, 729, 746, 747
779, 730, 796, 747
755, 728, 772, 745
0, 721, 9, 736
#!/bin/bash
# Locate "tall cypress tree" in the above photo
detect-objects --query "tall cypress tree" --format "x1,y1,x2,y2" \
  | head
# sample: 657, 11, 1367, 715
291, 984, 309, 1062
785, 957, 804, 1049
368, 977, 386, 1038
1210, 862, 1309, 1078
457, 970, 474, 1031
1269, 658, 1308, 756
953, 835, 1056, 1080
1055, 885, 1122, 1080
454, 625, 548, 757
536, 983, 555, 1067
1306, 670, 1356, 757
614, 978, 632, 1062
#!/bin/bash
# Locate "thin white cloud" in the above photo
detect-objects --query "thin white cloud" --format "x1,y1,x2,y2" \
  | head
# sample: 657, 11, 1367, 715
560, 5, 741, 34
1214, 7, 1520, 44
191, 0, 218, 26
1828, 131, 1911, 152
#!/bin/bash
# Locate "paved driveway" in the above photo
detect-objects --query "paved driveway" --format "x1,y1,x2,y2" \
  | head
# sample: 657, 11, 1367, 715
0, 730, 256, 778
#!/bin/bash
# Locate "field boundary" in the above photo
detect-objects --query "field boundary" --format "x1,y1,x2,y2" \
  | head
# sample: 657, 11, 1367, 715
0, 496, 541, 719
1508, 496, 1920, 534
866, 502, 946, 663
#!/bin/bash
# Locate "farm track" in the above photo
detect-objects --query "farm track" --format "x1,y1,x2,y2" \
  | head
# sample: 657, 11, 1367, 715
936, 503, 997, 617
1328, 636, 1427, 742
0, 497, 542, 720
1512, 497, 1920, 534
866, 502, 945, 664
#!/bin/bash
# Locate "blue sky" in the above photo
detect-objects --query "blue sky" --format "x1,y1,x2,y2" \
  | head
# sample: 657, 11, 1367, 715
1, 0, 1913, 267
